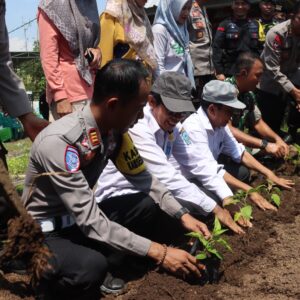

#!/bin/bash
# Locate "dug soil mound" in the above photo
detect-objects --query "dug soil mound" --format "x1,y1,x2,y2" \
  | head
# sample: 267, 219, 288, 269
1, 160, 300, 300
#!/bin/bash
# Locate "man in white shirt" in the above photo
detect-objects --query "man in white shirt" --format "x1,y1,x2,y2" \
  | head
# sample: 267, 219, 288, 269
181, 80, 294, 212
96, 72, 245, 234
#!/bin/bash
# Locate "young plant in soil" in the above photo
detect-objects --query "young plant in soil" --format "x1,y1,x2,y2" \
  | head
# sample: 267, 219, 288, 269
186, 217, 232, 260
226, 189, 254, 224
256, 181, 281, 208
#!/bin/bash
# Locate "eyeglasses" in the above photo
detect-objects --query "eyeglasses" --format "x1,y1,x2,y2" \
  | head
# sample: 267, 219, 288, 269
163, 105, 191, 119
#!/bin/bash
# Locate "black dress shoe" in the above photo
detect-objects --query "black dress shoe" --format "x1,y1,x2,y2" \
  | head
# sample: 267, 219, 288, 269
100, 272, 126, 294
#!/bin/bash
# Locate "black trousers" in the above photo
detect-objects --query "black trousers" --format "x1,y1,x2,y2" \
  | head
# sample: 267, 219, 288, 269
37, 193, 161, 299
255, 89, 300, 134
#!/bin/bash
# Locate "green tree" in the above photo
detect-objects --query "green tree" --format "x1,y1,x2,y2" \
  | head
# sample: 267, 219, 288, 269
15, 40, 45, 100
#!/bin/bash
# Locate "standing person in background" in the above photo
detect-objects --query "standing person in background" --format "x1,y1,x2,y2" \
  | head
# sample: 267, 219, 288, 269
257, 0, 276, 53
188, 0, 214, 103
99, 0, 157, 74
213, 0, 259, 80
38, 0, 102, 120
256, 3, 300, 141
153, 0, 195, 87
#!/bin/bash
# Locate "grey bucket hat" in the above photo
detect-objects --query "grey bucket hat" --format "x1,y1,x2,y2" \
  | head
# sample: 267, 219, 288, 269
151, 72, 196, 113
202, 80, 246, 110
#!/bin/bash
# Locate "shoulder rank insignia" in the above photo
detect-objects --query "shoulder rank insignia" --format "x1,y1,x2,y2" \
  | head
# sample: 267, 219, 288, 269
64, 146, 80, 172
88, 128, 100, 147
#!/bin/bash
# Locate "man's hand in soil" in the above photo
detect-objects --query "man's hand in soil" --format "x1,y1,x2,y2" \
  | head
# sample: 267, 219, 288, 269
265, 142, 286, 158
213, 204, 246, 234
19, 112, 49, 141
248, 192, 277, 211
266, 172, 294, 190
147, 242, 205, 278
57, 99, 72, 117
180, 214, 211, 239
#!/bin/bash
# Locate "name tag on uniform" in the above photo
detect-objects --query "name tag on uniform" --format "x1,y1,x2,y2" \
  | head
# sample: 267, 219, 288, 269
114, 133, 146, 175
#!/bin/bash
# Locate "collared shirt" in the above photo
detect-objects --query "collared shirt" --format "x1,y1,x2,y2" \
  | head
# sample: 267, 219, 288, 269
188, 1, 214, 76
181, 107, 245, 185
259, 20, 300, 95
96, 105, 228, 213
22, 105, 182, 257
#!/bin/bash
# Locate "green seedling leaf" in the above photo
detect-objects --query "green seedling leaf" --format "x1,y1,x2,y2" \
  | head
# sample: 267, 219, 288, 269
186, 232, 202, 239
234, 212, 242, 222
196, 252, 207, 260
216, 238, 232, 252
271, 193, 281, 207
241, 205, 253, 220
213, 217, 222, 232
293, 143, 300, 153
213, 229, 228, 237
223, 198, 240, 206
207, 248, 223, 260
272, 187, 281, 195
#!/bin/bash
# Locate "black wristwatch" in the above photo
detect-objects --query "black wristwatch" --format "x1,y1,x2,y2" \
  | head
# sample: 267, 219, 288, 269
260, 139, 269, 149
174, 207, 190, 220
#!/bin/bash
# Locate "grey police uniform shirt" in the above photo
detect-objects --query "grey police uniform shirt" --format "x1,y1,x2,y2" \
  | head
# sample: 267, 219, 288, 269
21, 105, 183, 256
0, 0, 31, 117
188, 2, 214, 77
259, 20, 300, 95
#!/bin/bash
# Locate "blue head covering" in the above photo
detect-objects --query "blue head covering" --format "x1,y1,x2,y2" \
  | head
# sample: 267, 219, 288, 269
154, 0, 195, 87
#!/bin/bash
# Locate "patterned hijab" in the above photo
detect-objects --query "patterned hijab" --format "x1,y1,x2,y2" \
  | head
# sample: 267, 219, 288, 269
154, 0, 195, 87
105, 0, 158, 70
39, 0, 100, 85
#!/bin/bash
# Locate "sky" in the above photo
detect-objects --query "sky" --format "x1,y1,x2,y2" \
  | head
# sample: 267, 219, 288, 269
6, 0, 106, 51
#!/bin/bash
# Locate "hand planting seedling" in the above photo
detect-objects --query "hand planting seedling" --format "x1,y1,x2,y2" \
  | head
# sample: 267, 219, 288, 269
256, 181, 282, 208
186, 217, 232, 261
186, 218, 232, 284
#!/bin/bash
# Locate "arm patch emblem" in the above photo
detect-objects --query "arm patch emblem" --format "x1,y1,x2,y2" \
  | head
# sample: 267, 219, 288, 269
64, 146, 80, 172
180, 128, 192, 145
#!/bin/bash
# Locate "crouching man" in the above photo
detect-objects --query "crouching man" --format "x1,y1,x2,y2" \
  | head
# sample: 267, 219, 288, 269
21, 60, 210, 299
181, 80, 293, 215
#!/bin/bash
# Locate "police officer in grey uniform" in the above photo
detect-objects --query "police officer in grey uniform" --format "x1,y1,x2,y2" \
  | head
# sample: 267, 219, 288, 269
212, 0, 260, 80
188, 0, 214, 101
22, 59, 211, 299
256, 2, 300, 140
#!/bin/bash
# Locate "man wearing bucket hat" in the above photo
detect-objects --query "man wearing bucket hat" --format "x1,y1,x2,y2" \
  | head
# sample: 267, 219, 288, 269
96, 72, 246, 234
180, 80, 293, 214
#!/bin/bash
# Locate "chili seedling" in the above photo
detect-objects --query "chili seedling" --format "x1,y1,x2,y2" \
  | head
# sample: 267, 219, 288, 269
186, 217, 232, 260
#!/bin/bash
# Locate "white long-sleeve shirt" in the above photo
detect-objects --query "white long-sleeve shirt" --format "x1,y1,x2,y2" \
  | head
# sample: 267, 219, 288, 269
95, 105, 219, 215
180, 107, 245, 196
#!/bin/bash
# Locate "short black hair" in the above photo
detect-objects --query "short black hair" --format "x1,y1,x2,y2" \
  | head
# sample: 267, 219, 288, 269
232, 52, 262, 75
200, 99, 223, 112
92, 59, 149, 105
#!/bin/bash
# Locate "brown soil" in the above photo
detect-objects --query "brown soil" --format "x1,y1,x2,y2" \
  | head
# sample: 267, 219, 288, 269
1, 160, 300, 300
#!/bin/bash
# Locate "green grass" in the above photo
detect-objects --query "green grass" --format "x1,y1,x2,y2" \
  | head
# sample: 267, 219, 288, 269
4, 138, 31, 176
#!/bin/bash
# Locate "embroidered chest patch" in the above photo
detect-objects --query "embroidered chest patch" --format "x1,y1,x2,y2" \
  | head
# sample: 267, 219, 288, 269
64, 146, 80, 172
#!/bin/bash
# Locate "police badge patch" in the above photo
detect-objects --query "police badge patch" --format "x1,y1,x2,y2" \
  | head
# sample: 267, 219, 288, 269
64, 146, 80, 172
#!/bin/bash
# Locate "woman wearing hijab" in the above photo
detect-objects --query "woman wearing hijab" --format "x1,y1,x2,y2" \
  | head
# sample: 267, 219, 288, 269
38, 0, 101, 120
153, 0, 195, 87
99, 0, 157, 73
